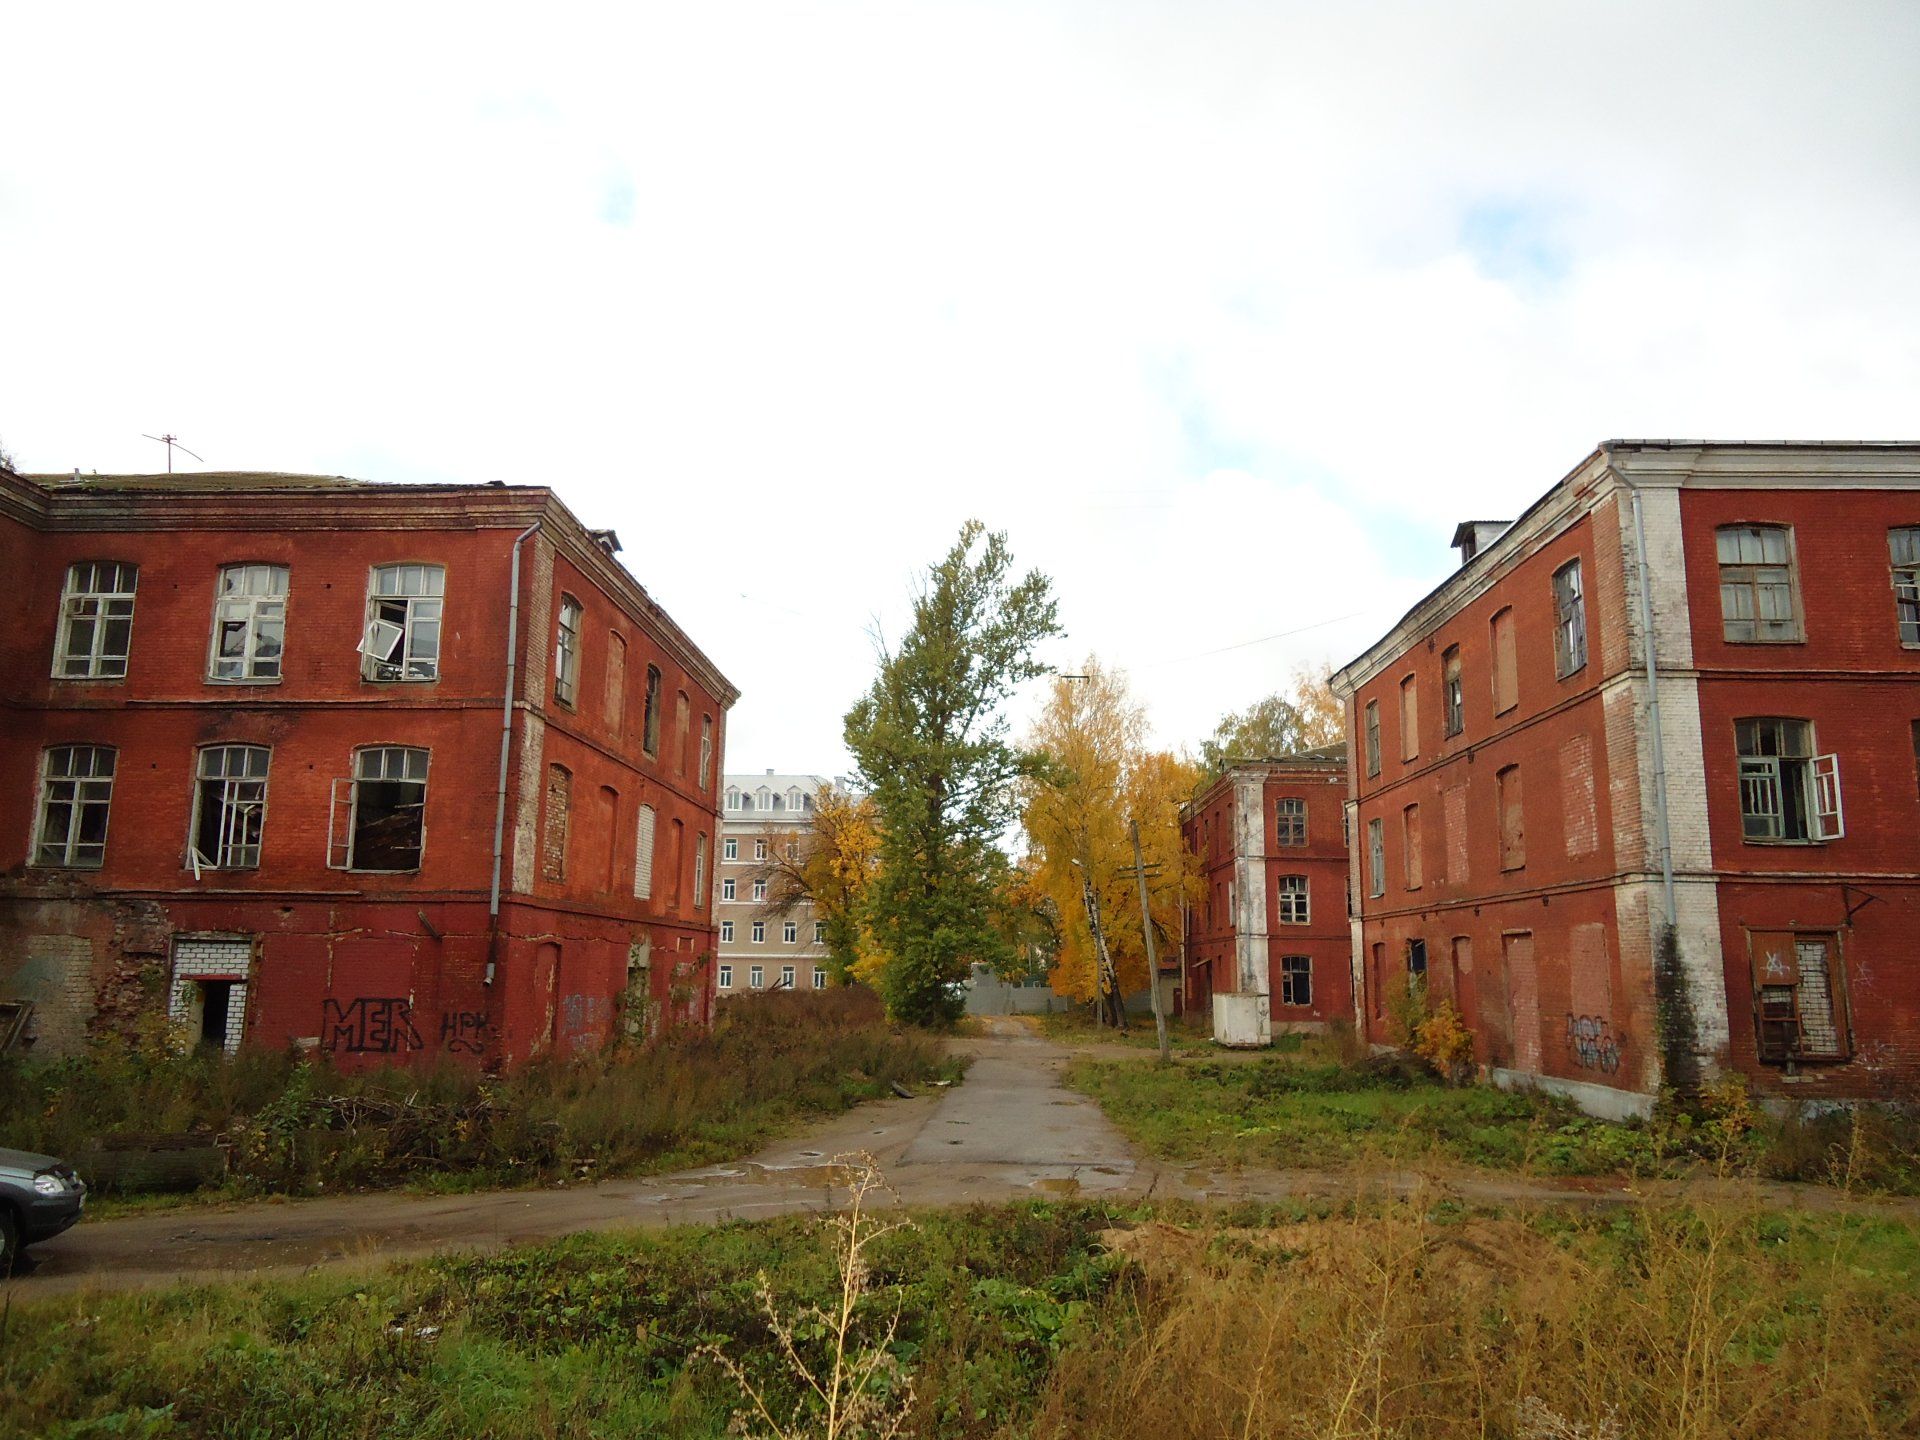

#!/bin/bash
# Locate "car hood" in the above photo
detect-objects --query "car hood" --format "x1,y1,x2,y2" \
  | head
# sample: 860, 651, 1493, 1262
0, 1146, 68, 1175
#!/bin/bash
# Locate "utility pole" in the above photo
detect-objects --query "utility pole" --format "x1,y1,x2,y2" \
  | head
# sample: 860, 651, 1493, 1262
1130, 817, 1171, 1063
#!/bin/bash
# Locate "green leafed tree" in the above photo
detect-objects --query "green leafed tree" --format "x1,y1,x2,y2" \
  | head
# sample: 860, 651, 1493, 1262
1198, 663, 1345, 779
843, 521, 1062, 1027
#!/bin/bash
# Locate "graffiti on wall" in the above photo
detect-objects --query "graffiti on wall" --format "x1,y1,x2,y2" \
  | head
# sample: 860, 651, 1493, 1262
1564, 1013, 1621, 1074
321, 997, 425, 1055
438, 1010, 490, 1055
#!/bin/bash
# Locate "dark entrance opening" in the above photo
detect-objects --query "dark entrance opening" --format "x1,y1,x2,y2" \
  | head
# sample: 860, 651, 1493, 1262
198, 980, 235, 1049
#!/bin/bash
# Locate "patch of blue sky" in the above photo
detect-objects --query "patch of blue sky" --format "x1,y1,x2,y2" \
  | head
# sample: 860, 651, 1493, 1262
1459, 198, 1574, 289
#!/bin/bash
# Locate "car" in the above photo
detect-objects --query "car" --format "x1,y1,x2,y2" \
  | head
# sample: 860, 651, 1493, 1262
0, 1146, 87, 1273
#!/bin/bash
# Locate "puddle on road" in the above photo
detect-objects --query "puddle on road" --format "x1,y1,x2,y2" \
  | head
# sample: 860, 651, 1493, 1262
1032, 1177, 1081, 1197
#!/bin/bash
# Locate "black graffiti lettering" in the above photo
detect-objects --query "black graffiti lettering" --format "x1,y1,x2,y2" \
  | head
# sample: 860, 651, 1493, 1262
321, 997, 425, 1054
1564, 1012, 1621, 1074
438, 1009, 490, 1055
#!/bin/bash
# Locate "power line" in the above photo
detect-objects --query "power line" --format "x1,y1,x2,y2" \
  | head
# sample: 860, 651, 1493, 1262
1139, 609, 1380, 669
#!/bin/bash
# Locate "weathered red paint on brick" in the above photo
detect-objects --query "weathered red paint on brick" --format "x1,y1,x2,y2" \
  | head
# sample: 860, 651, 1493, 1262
0, 470, 737, 1070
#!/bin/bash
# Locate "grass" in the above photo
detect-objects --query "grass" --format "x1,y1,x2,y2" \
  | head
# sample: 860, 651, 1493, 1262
3, 1190, 1917, 1438
1031, 1008, 1218, 1051
0, 990, 961, 1204
1066, 1052, 1920, 1191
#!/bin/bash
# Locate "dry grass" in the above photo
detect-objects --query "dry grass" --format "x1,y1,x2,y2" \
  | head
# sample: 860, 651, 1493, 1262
1031, 1184, 1920, 1440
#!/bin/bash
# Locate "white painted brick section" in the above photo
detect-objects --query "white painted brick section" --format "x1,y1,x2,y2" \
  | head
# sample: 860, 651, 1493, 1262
1232, 778, 1269, 995
168, 938, 253, 1055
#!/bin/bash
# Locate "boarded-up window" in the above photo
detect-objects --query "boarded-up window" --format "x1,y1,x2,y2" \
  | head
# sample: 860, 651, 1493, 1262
1561, 733, 1597, 857
600, 786, 620, 891
675, 691, 691, 776
1504, 931, 1540, 1071
1752, 931, 1847, 1062
604, 633, 627, 731
1443, 783, 1468, 887
1490, 607, 1518, 714
1497, 765, 1525, 870
633, 803, 657, 899
542, 765, 571, 882
670, 818, 686, 908
1402, 804, 1422, 889
1398, 675, 1419, 761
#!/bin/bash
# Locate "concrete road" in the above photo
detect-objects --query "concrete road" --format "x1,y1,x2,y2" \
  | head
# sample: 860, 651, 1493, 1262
9, 1018, 1911, 1297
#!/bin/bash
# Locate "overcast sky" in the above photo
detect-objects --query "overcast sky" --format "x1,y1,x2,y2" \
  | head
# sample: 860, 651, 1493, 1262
4, 2, 1916, 775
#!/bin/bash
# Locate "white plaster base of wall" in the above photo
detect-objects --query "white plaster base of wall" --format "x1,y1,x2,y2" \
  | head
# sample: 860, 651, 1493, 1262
1491, 1066, 1656, 1122
1213, 992, 1271, 1048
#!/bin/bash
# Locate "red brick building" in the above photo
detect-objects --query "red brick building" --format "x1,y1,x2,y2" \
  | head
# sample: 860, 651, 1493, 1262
1181, 748, 1354, 1044
0, 467, 736, 1069
1333, 441, 1920, 1116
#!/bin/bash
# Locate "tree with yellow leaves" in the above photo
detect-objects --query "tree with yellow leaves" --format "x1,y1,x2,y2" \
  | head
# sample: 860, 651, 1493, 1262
1019, 661, 1202, 1023
748, 786, 883, 985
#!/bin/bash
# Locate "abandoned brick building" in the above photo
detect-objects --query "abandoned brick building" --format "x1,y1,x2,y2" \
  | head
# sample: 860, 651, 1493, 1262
1333, 440, 1920, 1117
1181, 747, 1354, 1045
0, 466, 736, 1069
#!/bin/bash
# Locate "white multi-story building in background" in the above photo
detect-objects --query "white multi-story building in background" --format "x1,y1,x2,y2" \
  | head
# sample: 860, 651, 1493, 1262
715, 771, 843, 996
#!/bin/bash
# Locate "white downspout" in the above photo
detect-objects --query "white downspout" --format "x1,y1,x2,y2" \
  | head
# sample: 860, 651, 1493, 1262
489, 523, 541, 918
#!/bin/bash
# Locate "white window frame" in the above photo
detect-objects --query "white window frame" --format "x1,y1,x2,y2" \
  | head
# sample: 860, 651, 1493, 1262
721, 921, 734, 943
1891, 527, 1920, 646
207, 563, 289, 684
1280, 956, 1313, 1007
781, 964, 796, 989
54, 561, 138, 680
752, 921, 766, 943
694, 834, 709, 909
783, 921, 798, 943
1552, 559, 1587, 677
1367, 818, 1385, 898
699, 716, 714, 788
723, 837, 738, 861
1736, 719, 1840, 843
360, 563, 445, 682
813, 920, 827, 944
813, 965, 827, 989
754, 838, 767, 862
190, 744, 271, 871
752, 879, 767, 901
1278, 874, 1309, 925
327, 745, 429, 872
722, 877, 736, 901
33, 744, 116, 868
554, 595, 582, 706
750, 964, 764, 989
718, 963, 733, 988
1276, 798, 1306, 847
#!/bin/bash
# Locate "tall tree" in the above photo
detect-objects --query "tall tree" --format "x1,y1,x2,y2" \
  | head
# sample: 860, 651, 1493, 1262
745, 786, 882, 985
843, 521, 1061, 1026
1288, 660, 1346, 748
1021, 661, 1202, 1015
1198, 662, 1347, 778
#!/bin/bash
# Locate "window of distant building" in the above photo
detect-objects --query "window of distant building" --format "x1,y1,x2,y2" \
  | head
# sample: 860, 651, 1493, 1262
1717, 525, 1802, 643
718, 963, 733, 988
721, 923, 734, 944
781, 964, 796, 989
814, 920, 827, 944
724, 837, 738, 861
752, 921, 766, 943
783, 921, 798, 943
722, 877, 736, 901
813, 965, 827, 989
750, 964, 764, 988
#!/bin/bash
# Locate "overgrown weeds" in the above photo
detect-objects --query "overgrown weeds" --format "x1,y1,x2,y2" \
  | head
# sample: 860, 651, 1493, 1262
0, 990, 958, 1199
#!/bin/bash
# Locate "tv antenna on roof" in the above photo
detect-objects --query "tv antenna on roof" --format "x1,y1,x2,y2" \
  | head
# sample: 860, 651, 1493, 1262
142, 433, 204, 473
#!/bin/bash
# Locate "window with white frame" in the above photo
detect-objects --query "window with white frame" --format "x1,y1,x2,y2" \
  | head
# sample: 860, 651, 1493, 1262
1367, 818, 1385, 898
1278, 874, 1309, 924
721, 921, 735, 943
1737, 718, 1842, 842
718, 963, 733, 988
34, 745, 116, 867
750, 964, 764, 988
554, 595, 581, 705
1442, 646, 1464, 736
722, 877, 736, 900
208, 564, 288, 682
754, 838, 767, 862
726, 787, 741, 811
752, 921, 765, 943
191, 745, 270, 870
54, 561, 138, 679
1891, 528, 1920, 645
1280, 956, 1312, 1007
752, 879, 767, 901
813, 965, 827, 989
724, 836, 738, 861
1276, 798, 1306, 846
756, 787, 771, 811
330, 745, 429, 871
787, 788, 802, 811
1552, 559, 1587, 677
781, 964, 796, 989
813, 921, 826, 944
360, 564, 444, 681
783, 921, 798, 943
1717, 526, 1801, 643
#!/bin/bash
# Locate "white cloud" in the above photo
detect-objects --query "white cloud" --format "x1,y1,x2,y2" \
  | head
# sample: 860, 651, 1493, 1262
3, 1, 1915, 772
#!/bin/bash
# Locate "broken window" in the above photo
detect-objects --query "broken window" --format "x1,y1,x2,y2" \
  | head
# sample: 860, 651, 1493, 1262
360, 564, 444, 681
554, 596, 581, 707
1280, 956, 1312, 1006
1276, 797, 1306, 846
1398, 675, 1419, 761
54, 561, 138, 679
208, 564, 288, 682
642, 665, 662, 754
330, 746, 429, 871
1737, 717, 1842, 842
1442, 646, 1464, 736
1278, 874, 1309, 924
1717, 525, 1801, 643
1367, 818, 1385, 898
1752, 932, 1848, 1062
542, 764, 571, 881
1552, 559, 1587, 677
700, 714, 714, 788
1364, 701, 1381, 777
1406, 937, 1429, 982
634, 803, 657, 899
34, 744, 116, 867
1497, 764, 1526, 870
191, 744, 270, 870
1490, 606, 1518, 714
1402, 803, 1422, 889
1891, 528, 1920, 646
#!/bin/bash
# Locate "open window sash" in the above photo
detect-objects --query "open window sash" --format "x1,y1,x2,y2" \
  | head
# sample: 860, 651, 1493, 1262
1812, 754, 1844, 840
326, 777, 355, 869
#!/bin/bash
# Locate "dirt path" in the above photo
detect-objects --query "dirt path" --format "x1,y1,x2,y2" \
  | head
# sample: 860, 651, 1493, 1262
9, 1018, 1914, 1297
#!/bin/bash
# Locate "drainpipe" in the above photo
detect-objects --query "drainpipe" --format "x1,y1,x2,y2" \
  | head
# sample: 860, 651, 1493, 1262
1625, 478, 1678, 930
489, 523, 541, 919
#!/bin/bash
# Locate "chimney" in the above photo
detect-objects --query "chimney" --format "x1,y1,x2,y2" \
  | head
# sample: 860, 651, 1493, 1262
1450, 520, 1513, 567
